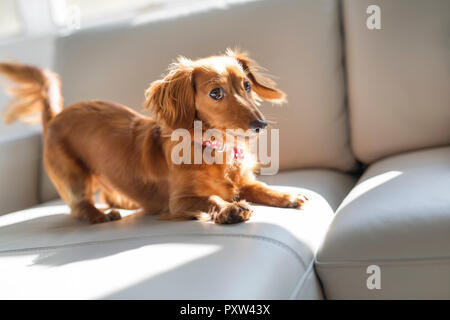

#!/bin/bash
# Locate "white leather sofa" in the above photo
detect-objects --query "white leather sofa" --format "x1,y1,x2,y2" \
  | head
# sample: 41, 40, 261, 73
0, 0, 449, 299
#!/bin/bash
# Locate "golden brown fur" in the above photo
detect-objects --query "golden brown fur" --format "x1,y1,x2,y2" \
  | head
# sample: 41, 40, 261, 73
0, 50, 307, 224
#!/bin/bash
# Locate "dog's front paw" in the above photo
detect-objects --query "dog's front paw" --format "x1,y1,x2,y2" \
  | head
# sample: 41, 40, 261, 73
283, 193, 308, 209
89, 209, 122, 224
106, 209, 122, 221
213, 201, 253, 224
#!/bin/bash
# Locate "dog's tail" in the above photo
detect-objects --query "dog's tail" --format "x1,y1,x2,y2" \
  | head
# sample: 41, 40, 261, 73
0, 62, 63, 133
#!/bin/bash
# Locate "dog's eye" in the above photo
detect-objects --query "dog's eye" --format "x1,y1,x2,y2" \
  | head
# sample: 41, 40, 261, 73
209, 87, 224, 101
244, 81, 251, 93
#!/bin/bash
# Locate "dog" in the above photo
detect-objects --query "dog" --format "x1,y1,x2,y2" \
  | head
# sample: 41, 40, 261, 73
0, 49, 307, 224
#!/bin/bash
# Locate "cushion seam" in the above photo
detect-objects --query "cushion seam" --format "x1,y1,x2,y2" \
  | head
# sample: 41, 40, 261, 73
0, 232, 311, 268
289, 259, 315, 300
315, 256, 450, 268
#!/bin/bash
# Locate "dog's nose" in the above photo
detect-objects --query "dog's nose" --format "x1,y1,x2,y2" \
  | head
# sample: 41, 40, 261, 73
249, 119, 268, 133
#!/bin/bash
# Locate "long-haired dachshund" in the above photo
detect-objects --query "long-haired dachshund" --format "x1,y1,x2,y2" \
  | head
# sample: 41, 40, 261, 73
0, 49, 307, 224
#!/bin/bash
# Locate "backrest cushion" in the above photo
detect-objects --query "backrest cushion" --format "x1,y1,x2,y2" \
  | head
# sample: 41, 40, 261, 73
343, 0, 450, 163
41, 0, 358, 202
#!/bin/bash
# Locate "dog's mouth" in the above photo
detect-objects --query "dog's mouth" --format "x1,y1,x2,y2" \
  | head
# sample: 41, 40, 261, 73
224, 127, 261, 139
249, 127, 265, 135
196, 118, 265, 141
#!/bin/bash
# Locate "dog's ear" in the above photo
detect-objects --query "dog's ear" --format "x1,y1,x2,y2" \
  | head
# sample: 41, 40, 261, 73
227, 49, 286, 104
145, 58, 196, 129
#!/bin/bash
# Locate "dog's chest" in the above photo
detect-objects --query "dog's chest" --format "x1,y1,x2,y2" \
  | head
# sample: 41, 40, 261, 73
212, 161, 246, 201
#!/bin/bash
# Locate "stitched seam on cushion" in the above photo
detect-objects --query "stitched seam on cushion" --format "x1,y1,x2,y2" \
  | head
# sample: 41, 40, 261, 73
0, 232, 310, 268
288, 259, 315, 300
315, 256, 450, 268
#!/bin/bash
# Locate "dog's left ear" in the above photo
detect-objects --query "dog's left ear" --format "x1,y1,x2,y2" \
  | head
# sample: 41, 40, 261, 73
144, 58, 196, 129
227, 49, 286, 104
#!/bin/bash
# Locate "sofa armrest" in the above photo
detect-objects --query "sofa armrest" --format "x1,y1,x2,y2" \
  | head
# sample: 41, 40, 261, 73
0, 132, 41, 215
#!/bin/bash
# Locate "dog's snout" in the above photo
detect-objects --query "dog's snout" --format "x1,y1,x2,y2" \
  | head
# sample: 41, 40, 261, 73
249, 119, 267, 133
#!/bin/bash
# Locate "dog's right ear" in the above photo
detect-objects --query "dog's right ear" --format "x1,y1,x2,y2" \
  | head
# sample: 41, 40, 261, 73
144, 58, 196, 129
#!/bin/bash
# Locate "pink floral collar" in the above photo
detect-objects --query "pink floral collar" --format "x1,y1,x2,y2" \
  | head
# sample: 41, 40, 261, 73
202, 139, 245, 160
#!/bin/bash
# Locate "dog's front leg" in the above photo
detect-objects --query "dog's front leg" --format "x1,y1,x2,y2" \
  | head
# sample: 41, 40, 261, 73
163, 195, 252, 224
239, 181, 308, 209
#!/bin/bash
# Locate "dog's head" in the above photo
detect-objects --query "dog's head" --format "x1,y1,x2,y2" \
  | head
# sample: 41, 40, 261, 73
145, 49, 286, 133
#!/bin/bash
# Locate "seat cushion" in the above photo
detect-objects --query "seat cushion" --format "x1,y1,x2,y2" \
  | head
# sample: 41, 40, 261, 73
316, 146, 450, 299
343, 0, 450, 163
0, 169, 356, 299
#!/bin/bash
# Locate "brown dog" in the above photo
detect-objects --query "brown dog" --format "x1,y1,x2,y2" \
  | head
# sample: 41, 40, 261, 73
0, 50, 307, 224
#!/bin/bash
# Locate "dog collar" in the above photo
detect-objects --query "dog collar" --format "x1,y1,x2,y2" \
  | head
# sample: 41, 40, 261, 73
202, 139, 244, 160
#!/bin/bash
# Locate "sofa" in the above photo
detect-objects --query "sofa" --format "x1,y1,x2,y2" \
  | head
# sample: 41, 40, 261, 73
0, 0, 449, 299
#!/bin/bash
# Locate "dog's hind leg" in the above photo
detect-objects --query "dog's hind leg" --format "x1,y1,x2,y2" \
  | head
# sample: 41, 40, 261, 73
43, 144, 121, 224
